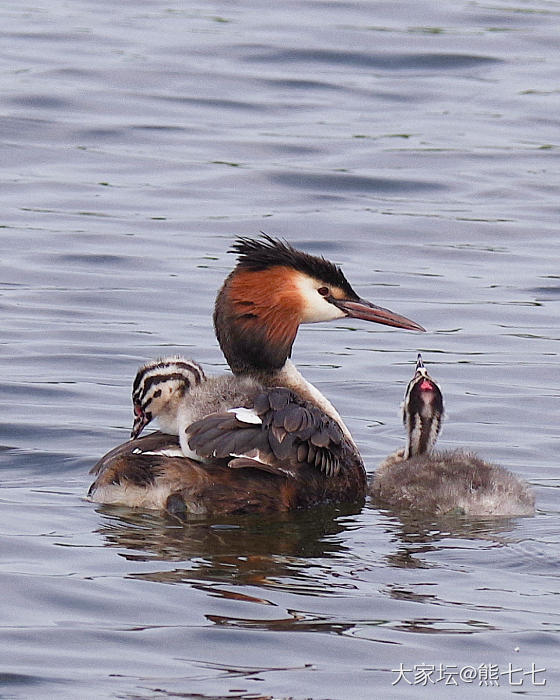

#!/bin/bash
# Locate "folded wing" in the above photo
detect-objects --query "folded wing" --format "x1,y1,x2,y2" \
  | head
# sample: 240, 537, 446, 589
186, 387, 351, 478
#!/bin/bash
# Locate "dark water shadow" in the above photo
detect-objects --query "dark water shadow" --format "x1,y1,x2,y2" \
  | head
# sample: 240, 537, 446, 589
93, 503, 362, 592
371, 505, 528, 570
243, 47, 501, 71
91, 505, 389, 638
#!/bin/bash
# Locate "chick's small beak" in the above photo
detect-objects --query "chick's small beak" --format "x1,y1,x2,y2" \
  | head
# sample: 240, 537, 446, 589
332, 297, 425, 332
131, 404, 149, 439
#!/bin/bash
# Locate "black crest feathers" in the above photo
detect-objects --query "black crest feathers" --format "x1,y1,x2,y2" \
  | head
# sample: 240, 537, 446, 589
230, 234, 358, 299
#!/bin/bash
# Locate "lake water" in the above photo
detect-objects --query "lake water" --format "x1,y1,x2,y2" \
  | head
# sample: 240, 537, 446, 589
1, 0, 559, 697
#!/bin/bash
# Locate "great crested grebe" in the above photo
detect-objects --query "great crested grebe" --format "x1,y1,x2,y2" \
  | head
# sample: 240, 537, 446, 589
370, 355, 535, 517
88, 235, 424, 516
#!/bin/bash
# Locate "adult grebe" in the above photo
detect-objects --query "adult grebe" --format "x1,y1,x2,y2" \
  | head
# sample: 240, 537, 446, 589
370, 355, 535, 516
89, 235, 424, 516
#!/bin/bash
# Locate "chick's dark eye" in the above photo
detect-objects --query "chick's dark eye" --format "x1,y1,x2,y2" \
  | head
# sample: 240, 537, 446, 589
317, 287, 329, 297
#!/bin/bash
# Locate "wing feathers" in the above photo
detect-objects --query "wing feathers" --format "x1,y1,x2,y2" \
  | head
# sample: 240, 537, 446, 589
185, 387, 351, 477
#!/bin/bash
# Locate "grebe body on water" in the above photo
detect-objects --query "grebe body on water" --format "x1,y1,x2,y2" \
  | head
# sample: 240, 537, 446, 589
89, 236, 424, 516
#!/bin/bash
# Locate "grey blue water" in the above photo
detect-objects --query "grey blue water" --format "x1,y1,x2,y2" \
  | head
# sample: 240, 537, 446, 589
1, 1, 559, 698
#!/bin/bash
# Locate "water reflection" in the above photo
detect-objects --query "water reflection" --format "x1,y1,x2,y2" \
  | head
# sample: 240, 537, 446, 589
94, 503, 361, 590
374, 507, 525, 570
92, 504, 374, 637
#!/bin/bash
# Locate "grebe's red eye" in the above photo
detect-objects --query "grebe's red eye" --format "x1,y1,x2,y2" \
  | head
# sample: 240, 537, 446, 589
134, 403, 143, 417
317, 287, 329, 296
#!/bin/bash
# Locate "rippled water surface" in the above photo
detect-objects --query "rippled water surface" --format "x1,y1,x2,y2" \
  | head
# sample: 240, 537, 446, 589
1, 1, 559, 698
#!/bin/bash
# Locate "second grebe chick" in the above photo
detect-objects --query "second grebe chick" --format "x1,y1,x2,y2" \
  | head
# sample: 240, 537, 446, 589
370, 355, 535, 517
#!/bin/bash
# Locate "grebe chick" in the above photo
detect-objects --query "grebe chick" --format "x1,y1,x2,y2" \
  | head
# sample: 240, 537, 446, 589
129, 356, 262, 457
370, 355, 535, 517
89, 235, 424, 515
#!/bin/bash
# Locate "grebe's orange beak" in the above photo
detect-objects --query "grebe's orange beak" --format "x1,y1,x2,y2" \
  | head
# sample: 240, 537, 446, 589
331, 296, 425, 332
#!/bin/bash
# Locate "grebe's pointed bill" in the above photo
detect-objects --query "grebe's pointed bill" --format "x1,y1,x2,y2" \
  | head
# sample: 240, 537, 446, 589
332, 297, 425, 332
411, 353, 431, 383
131, 405, 150, 440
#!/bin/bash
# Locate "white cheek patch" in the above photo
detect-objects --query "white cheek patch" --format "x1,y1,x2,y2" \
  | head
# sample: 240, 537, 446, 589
295, 274, 346, 323
227, 407, 262, 424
